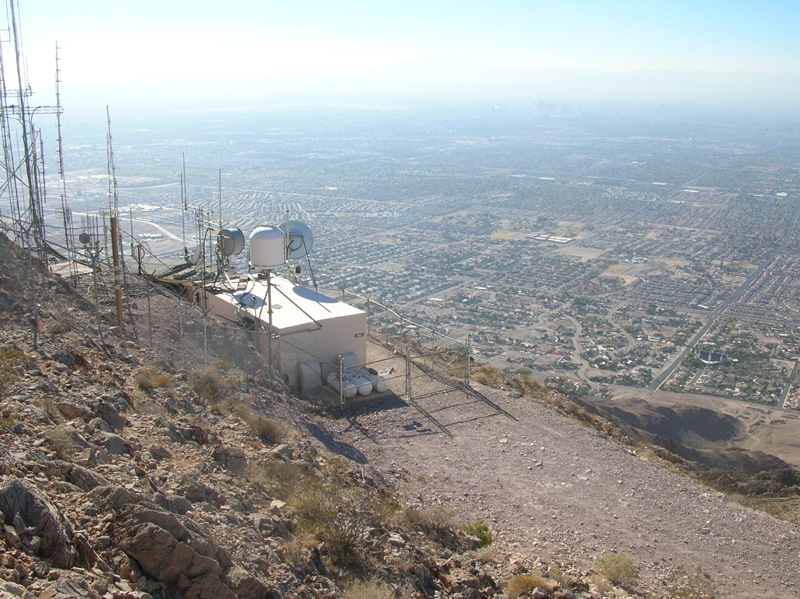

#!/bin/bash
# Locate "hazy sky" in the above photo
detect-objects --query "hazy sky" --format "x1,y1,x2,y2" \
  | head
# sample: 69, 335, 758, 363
11, 0, 800, 109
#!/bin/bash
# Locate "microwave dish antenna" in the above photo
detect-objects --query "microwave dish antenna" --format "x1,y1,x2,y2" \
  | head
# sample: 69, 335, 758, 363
219, 227, 245, 257
279, 220, 314, 260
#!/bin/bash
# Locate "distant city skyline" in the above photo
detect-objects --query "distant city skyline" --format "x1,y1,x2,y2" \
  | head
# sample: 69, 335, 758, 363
11, 0, 800, 111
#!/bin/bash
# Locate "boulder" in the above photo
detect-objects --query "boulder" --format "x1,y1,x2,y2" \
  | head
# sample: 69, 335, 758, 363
212, 446, 247, 474
0, 581, 35, 599
95, 401, 126, 431
0, 478, 77, 568
95, 431, 128, 455
226, 566, 283, 599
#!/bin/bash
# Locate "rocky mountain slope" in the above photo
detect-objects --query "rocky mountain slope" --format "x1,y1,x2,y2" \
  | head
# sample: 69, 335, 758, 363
1, 229, 799, 599
0, 232, 515, 599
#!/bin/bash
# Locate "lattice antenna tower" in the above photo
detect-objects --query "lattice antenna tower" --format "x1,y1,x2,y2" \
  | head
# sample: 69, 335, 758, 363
54, 42, 76, 275
0, 0, 59, 260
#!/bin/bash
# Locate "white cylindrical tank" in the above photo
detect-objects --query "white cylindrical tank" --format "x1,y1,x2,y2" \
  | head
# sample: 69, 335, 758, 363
326, 372, 357, 399
249, 226, 285, 269
359, 368, 387, 393
349, 373, 373, 396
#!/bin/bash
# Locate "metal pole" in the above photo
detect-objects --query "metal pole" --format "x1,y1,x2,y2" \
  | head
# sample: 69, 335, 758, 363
286, 209, 291, 279
465, 335, 472, 388
178, 296, 183, 347
267, 270, 274, 374
146, 282, 153, 349
405, 344, 412, 399
338, 354, 345, 413
110, 216, 123, 328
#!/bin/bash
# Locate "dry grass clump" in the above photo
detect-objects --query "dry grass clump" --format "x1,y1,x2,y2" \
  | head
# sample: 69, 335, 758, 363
291, 475, 390, 563
233, 401, 290, 444
593, 552, 638, 588
472, 365, 505, 387
0, 346, 24, 393
665, 567, 718, 599
402, 505, 458, 533
511, 374, 546, 397
187, 366, 229, 401
45, 427, 77, 458
342, 578, 395, 599
465, 545, 501, 564
243, 461, 304, 499
505, 574, 554, 597
134, 367, 173, 391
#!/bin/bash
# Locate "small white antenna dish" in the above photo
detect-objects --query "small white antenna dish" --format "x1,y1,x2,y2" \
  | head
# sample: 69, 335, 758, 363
189, 245, 203, 265
279, 220, 314, 259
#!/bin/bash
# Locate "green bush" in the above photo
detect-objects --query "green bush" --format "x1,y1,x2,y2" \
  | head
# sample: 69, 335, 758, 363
461, 519, 493, 546
593, 552, 638, 587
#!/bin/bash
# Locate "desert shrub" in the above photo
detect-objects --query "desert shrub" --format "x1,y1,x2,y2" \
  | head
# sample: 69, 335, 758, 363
216, 353, 235, 371
187, 366, 228, 401
342, 578, 395, 599
279, 532, 317, 566
589, 573, 612, 595
547, 564, 565, 586
291, 476, 390, 563
403, 505, 458, 533
665, 567, 718, 599
233, 402, 289, 444
244, 461, 303, 499
461, 519, 493, 546
0, 347, 24, 393
248, 414, 289, 444
134, 367, 173, 391
506, 574, 553, 597
0, 406, 17, 430
513, 374, 545, 396
45, 427, 77, 458
465, 545, 501, 564
593, 552, 638, 587
472, 365, 504, 387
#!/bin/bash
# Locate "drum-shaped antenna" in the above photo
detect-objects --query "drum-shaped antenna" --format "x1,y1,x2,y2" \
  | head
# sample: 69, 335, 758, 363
219, 228, 245, 256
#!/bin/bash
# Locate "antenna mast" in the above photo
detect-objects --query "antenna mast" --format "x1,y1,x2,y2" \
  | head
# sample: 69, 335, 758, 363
55, 43, 76, 279
9, 0, 46, 258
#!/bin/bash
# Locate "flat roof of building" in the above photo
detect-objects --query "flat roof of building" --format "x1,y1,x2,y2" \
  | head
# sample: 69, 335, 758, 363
211, 275, 364, 332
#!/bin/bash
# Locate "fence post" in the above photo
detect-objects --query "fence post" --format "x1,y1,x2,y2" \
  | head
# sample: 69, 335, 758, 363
338, 354, 345, 414
146, 281, 153, 349
465, 334, 472, 388
405, 344, 412, 399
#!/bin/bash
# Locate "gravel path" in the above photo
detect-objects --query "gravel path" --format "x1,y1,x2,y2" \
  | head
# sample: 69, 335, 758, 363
329, 381, 800, 598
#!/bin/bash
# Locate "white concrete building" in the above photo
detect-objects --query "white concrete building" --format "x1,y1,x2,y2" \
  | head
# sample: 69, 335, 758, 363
202, 275, 366, 389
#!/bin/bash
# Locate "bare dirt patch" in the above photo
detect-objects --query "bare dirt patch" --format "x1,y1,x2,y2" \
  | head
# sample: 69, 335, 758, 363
323, 372, 800, 599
